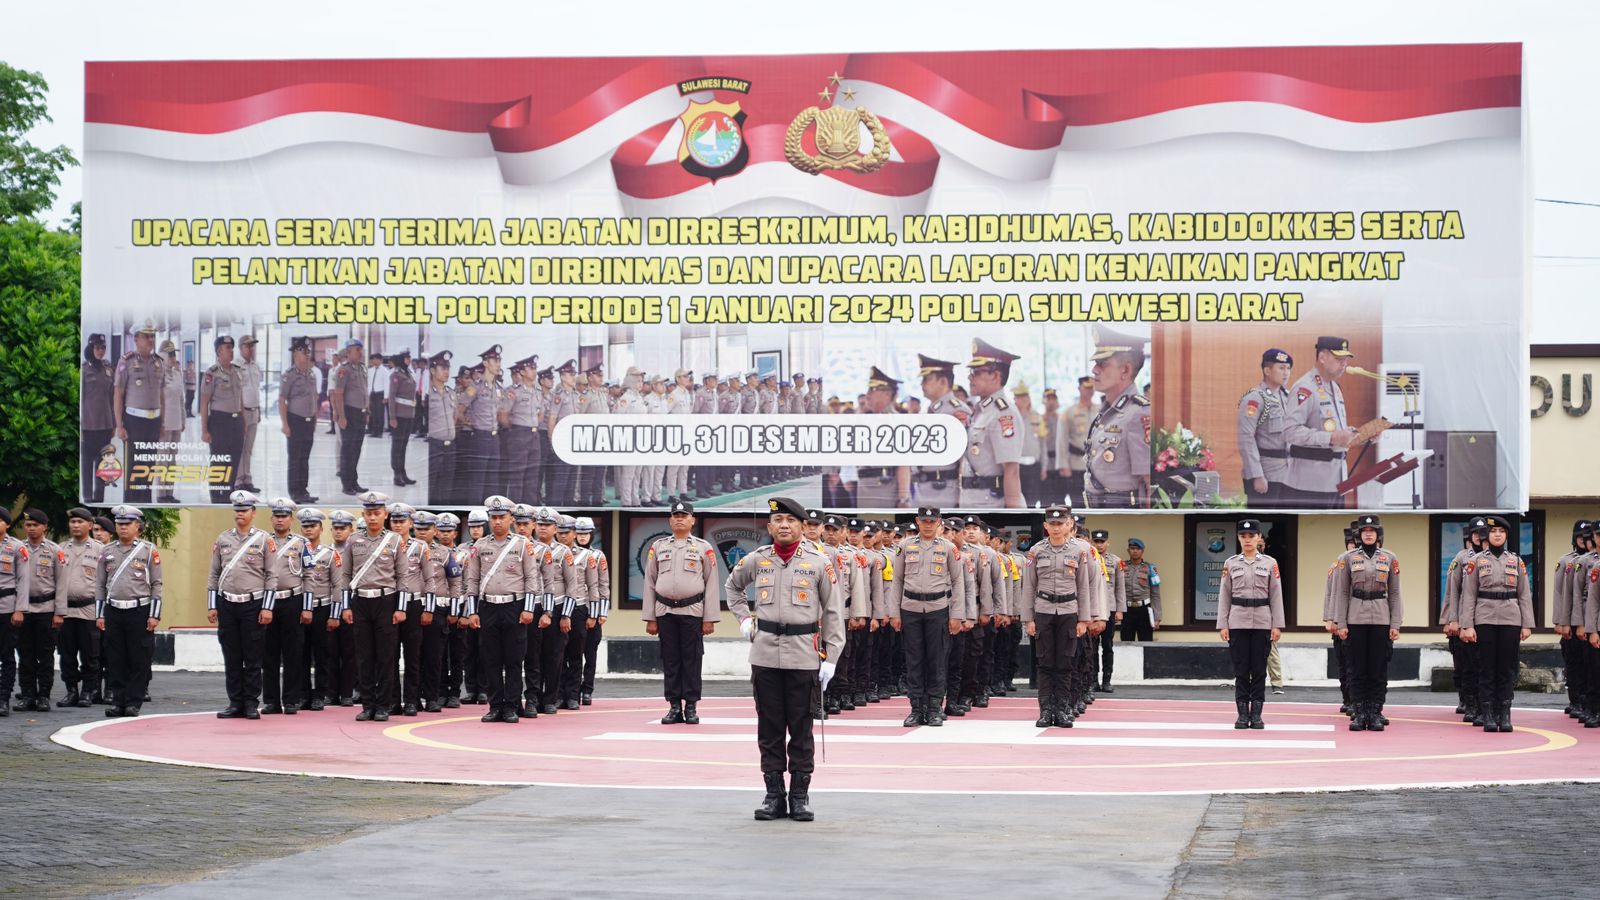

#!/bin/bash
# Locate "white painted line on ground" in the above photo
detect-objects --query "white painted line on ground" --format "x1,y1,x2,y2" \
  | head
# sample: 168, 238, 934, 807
595, 731, 1337, 750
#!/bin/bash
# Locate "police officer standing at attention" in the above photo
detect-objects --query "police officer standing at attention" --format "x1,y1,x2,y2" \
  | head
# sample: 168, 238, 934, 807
1021, 506, 1096, 728
887, 506, 966, 727
236, 335, 264, 492
1330, 514, 1404, 731
547, 360, 582, 505
1090, 529, 1126, 692
326, 509, 359, 706
280, 337, 321, 504
337, 491, 409, 722
207, 490, 276, 720
462, 345, 505, 501
502, 355, 543, 504
424, 350, 458, 505
0, 511, 32, 715
854, 366, 910, 508
1085, 327, 1152, 509
56, 508, 104, 708
14, 510, 61, 713
1238, 349, 1294, 507
1122, 538, 1161, 640
114, 319, 165, 503
726, 497, 844, 822
387, 349, 418, 487
261, 498, 309, 714
1056, 376, 1095, 507
1459, 515, 1535, 732
914, 354, 966, 508
390, 503, 433, 715
1554, 520, 1592, 722
1443, 517, 1489, 721
961, 339, 1025, 509
297, 507, 343, 710
1282, 336, 1357, 507
81, 333, 116, 504
200, 334, 246, 504
642, 499, 719, 725
330, 338, 370, 496
1217, 519, 1284, 729
95, 505, 161, 717
465, 495, 541, 723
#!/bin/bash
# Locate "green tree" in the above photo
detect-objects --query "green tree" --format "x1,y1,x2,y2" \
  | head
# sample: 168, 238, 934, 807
0, 62, 175, 543
0, 62, 75, 222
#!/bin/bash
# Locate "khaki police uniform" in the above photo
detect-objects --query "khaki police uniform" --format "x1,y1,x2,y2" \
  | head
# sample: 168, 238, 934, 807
281, 363, 320, 502
57, 535, 105, 703
115, 349, 166, 502
208, 525, 277, 713
887, 532, 967, 721
1238, 381, 1292, 507
1217, 550, 1285, 708
1282, 370, 1349, 506
1085, 384, 1151, 508
96, 534, 162, 712
330, 357, 370, 493
1460, 546, 1534, 728
1020, 535, 1097, 725
643, 533, 720, 707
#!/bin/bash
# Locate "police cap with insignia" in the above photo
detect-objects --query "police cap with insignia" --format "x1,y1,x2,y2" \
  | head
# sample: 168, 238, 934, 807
1238, 518, 1262, 534
414, 510, 438, 527
557, 515, 575, 531
670, 499, 695, 515
538, 366, 555, 380
968, 338, 1020, 376
358, 491, 390, 510
330, 509, 357, 527
1261, 347, 1293, 367
557, 359, 577, 375
767, 496, 806, 520
22, 508, 48, 526
823, 513, 846, 528
1357, 514, 1381, 530
1091, 529, 1109, 541
867, 365, 900, 391
436, 512, 460, 530
915, 505, 941, 521
290, 336, 312, 354
239, 334, 258, 346
535, 506, 559, 525
585, 362, 604, 376
1315, 336, 1355, 358
484, 495, 514, 516
480, 344, 503, 361
1483, 514, 1511, 531
1012, 379, 1031, 397
297, 507, 326, 525
1128, 537, 1145, 550
67, 507, 93, 523
343, 337, 363, 350
1078, 376, 1094, 388
1044, 505, 1071, 522
215, 334, 236, 349
130, 318, 158, 336
93, 515, 115, 533
1468, 516, 1489, 534
230, 490, 260, 510
804, 508, 822, 523
575, 516, 595, 533
112, 504, 144, 522
963, 514, 982, 528
512, 503, 535, 522
1043, 387, 1057, 399
429, 350, 453, 369
847, 517, 864, 531
386, 502, 414, 520
1576, 520, 1595, 537
1074, 514, 1089, 527
466, 508, 489, 526
267, 497, 296, 516
943, 517, 964, 530
1090, 326, 1148, 367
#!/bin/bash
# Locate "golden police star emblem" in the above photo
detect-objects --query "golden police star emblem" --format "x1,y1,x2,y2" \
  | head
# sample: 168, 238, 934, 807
786, 79, 890, 175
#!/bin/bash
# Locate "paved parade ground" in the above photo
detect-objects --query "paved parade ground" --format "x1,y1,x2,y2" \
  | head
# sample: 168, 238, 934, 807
7, 673, 1600, 898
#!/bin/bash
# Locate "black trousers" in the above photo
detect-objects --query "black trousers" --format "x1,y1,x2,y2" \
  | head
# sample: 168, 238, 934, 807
1332, 631, 1351, 705
446, 619, 471, 697
902, 608, 950, 706
964, 620, 992, 698
286, 415, 315, 498
944, 628, 967, 702
1451, 633, 1479, 706
582, 619, 602, 694
559, 613, 590, 702
1229, 628, 1271, 703
17, 610, 57, 699
549, 455, 576, 507
338, 409, 367, 490
1559, 634, 1581, 709
0, 620, 15, 696
463, 430, 501, 507
301, 603, 334, 702
1585, 641, 1600, 713
206, 411, 244, 504
523, 621, 544, 703
652, 614, 704, 702
538, 618, 570, 707
1346, 624, 1392, 709
752, 664, 817, 775
58, 616, 100, 688
1121, 605, 1155, 641
124, 414, 162, 502
390, 417, 414, 478
503, 428, 540, 504
328, 615, 358, 700
1034, 613, 1079, 704
871, 625, 893, 691
83, 428, 113, 503
420, 607, 447, 702
262, 596, 306, 707
103, 605, 153, 708
1097, 624, 1116, 683
351, 593, 398, 711
478, 601, 526, 708
396, 598, 426, 706
217, 598, 265, 706
368, 394, 385, 435
428, 439, 457, 505
1476, 623, 1521, 710
997, 621, 1021, 683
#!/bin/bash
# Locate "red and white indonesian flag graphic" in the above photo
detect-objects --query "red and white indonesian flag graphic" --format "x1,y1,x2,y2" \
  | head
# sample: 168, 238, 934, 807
85, 46, 1520, 215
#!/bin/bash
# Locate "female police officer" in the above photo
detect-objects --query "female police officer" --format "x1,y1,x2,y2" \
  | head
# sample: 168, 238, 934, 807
1217, 520, 1284, 729
1459, 515, 1534, 733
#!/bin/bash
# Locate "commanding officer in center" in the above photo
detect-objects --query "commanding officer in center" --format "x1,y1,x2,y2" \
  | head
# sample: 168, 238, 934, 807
207, 490, 277, 720
914, 354, 967, 508
961, 339, 1025, 509
1085, 327, 1152, 508
1217, 519, 1285, 730
1021, 506, 1097, 728
280, 337, 321, 504
642, 499, 720, 725
95, 505, 162, 718
1282, 336, 1358, 507
887, 506, 967, 727
1238, 348, 1295, 508
725, 497, 844, 823
1330, 514, 1404, 732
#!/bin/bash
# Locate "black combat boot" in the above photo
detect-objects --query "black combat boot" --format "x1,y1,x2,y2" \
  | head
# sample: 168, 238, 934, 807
1035, 689, 1053, 728
217, 703, 245, 719
480, 706, 500, 723
754, 772, 787, 821
926, 699, 945, 726
1367, 703, 1385, 732
1053, 700, 1075, 728
1500, 703, 1514, 733
57, 684, 79, 708
1470, 699, 1486, 727
787, 773, 814, 821
1234, 701, 1250, 730
1249, 701, 1264, 730
683, 701, 700, 725
903, 700, 922, 728
943, 697, 965, 718
661, 700, 684, 725
1348, 701, 1367, 731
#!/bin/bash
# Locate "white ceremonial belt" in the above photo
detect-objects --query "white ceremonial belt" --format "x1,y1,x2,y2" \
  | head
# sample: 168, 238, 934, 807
107, 598, 151, 609
222, 591, 263, 602
126, 407, 160, 419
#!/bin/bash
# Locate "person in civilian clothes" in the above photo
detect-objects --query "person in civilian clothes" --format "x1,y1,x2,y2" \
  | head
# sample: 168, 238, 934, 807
887, 506, 967, 727
1442, 517, 1489, 722
56, 509, 104, 708
574, 518, 608, 705
1122, 538, 1161, 641
297, 507, 343, 710
1459, 514, 1535, 733
1217, 519, 1285, 729
207, 490, 277, 720
1020, 506, 1097, 728
389, 503, 433, 715
726, 497, 844, 822
1555, 520, 1593, 722
326, 510, 358, 705
642, 500, 719, 724
95, 506, 162, 717
367, 352, 388, 438
15, 510, 61, 712
336, 491, 409, 722
1330, 515, 1404, 732
260, 498, 309, 715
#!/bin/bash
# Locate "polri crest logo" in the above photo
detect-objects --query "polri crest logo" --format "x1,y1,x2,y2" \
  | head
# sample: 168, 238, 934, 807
676, 76, 752, 182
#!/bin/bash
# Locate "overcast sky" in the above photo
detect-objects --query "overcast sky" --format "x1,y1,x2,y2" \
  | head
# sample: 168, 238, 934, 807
7, 0, 1596, 342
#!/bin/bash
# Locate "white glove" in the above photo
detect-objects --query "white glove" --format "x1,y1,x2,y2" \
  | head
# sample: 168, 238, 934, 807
739, 617, 757, 641
819, 660, 837, 693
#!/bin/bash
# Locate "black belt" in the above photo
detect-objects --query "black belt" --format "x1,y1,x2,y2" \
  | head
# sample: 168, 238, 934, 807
68, 598, 96, 608
1258, 448, 1288, 459
1232, 596, 1270, 608
1478, 590, 1517, 601
1289, 446, 1346, 462
757, 619, 819, 636
1039, 592, 1077, 604
1352, 589, 1388, 600
913, 467, 959, 484
858, 467, 894, 480
657, 593, 704, 609
0, 588, 15, 599
961, 475, 1001, 491
905, 590, 950, 603
1069, 444, 1086, 456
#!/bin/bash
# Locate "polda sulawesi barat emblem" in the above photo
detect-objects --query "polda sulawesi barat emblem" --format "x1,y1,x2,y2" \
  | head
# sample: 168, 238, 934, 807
786, 74, 890, 175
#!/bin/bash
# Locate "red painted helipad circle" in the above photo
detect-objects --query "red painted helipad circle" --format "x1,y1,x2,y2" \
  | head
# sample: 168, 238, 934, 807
52, 698, 1598, 795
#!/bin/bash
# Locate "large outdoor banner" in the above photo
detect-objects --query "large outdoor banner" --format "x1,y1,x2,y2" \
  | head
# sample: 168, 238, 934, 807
80, 45, 1527, 513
